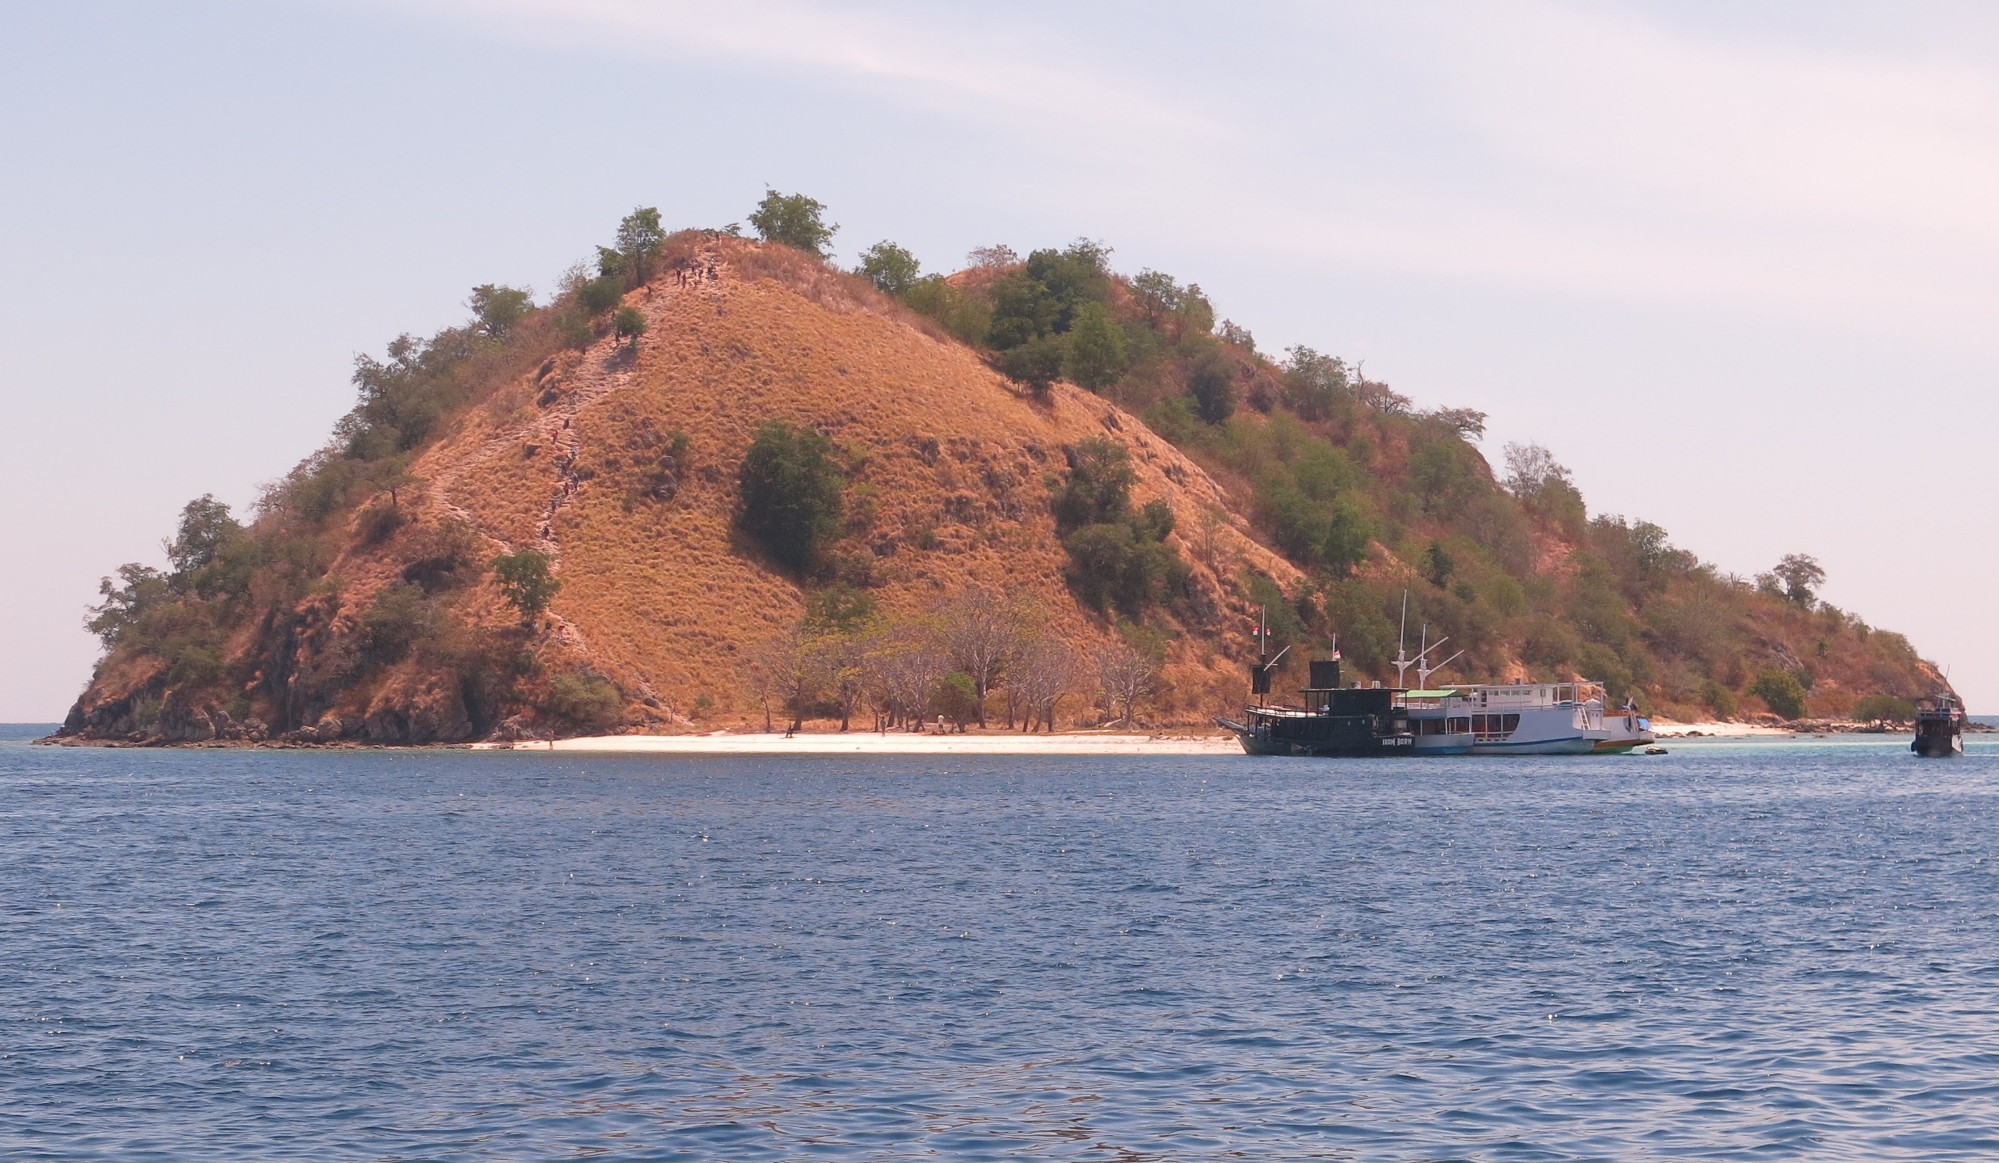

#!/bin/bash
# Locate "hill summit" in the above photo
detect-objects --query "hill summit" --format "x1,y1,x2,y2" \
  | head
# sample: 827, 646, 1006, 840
57, 203, 1948, 743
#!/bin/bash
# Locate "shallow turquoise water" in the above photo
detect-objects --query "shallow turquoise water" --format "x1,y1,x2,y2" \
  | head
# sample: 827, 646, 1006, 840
4, 736, 1997, 1159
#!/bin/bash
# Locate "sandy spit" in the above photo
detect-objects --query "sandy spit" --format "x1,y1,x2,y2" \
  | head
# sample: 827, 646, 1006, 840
475, 732, 1244, 756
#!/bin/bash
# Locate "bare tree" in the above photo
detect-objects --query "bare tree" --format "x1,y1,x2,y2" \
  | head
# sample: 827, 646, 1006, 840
868, 617, 949, 732
750, 625, 824, 733
1195, 505, 1228, 575
1093, 635, 1163, 729
815, 632, 869, 732
1502, 441, 1569, 501
940, 589, 1025, 728
1011, 638, 1079, 732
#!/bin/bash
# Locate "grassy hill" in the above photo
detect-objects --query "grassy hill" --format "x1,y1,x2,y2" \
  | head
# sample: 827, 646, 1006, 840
56, 202, 1948, 743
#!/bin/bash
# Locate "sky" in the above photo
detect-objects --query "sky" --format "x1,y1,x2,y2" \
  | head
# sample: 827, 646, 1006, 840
2, 0, 1995, 720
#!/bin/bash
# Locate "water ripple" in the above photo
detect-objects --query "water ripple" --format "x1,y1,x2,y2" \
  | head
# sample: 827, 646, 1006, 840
3, 737, 1998, 1158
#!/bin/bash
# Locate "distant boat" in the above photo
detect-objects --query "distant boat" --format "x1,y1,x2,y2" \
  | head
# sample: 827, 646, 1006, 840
1913, 694, 1965, 757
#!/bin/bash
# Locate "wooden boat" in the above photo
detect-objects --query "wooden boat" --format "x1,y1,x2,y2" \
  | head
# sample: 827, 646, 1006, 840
1913, 694, 1964, 757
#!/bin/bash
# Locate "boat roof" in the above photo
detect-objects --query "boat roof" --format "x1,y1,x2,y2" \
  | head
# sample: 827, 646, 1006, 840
1404, 689, 1465, 698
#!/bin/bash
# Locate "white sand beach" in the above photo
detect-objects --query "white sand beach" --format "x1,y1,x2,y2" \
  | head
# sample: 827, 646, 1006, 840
477, 731, 1244, 755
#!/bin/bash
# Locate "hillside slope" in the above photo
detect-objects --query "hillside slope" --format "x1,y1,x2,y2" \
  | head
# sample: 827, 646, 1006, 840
56, 219, 1949, 744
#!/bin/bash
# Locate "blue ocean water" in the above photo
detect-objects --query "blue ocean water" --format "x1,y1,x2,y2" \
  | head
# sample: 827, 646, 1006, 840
5, 737, 1999, 1160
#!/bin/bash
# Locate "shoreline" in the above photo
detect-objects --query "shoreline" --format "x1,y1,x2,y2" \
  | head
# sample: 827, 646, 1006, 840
473, 730, 1244, 755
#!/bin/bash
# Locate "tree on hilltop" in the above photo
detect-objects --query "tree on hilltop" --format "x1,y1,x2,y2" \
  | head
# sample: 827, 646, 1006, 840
856, 241, 920, 296
1771, 554, 1826, 607
615, 206, 666, 275
749, 190, 838, 258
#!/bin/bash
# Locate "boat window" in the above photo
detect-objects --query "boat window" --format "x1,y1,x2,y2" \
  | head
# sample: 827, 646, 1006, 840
1503, 714, 1519, 733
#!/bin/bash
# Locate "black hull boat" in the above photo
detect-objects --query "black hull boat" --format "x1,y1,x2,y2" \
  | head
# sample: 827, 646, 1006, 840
1217, 657, 1414, 758
1913, 694, 1965, 758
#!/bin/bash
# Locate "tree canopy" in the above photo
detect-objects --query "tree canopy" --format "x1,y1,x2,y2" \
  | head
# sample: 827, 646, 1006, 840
749, 190, 838, 257
737, 422, 847, 573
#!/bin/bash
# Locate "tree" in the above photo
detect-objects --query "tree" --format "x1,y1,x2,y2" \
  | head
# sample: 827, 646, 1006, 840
86, 563, 169, 648
1422, 540, 1455, 589
1187, 349, 1237, 423
165, 494, 241, 578
1772, 554, 1826, 607
1282, 346, 1350, 420
490, 549, 560, 622
941, 590, 1024, 727
736, 421, 846, 573
1064, 301, 1128, 391
867, 617, 948, 731
935, 671, 980, 730
748, 189, 837, 257
998, 337, 1064, 398
1749, 670, 1808, 719
1094, 624, 1165, 727
806, 584, 877, 634
1502, 441, 1568, 501
755, 625, 825, 732
614, 206, 666, 280
613, 306, 647, 347
1010, 637, 1078, 731
856, 240, 921, 296
1053, 437, 1136, 532
468, 284, 534, 338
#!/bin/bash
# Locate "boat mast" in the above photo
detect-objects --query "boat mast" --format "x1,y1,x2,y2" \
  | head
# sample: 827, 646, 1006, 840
1391, 590, 1413, 688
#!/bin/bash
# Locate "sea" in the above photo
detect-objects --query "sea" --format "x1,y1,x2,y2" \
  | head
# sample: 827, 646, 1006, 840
5, 731, 1999, 1160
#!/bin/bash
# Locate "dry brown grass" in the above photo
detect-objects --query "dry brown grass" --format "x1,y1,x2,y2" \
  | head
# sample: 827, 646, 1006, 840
336, 237, 1300, 728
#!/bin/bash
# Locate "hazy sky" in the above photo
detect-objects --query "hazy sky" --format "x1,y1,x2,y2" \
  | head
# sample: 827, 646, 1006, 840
4, 0, 1995, 720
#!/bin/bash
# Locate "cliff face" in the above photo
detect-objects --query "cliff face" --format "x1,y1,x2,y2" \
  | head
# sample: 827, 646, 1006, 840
59, 231, 1949, 745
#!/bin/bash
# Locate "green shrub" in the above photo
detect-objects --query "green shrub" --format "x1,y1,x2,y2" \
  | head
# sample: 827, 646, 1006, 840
737, 422, 847, 573
1851, 694, 1916, 724
1749, 670, 1808, 719
1187, 349, 1237, 423
613, 306, 647, 347
1699, 679, 1739, 719
546, 671, 622, 732
1061, 523, 1185, 616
